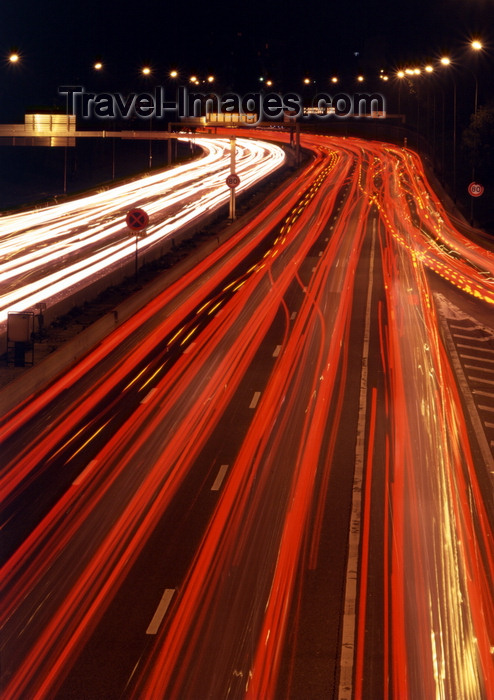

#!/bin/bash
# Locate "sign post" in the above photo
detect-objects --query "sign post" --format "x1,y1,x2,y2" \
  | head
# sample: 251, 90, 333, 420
126, 207, 149, 278
468, 182, 484, 227
227, 138, 238, 220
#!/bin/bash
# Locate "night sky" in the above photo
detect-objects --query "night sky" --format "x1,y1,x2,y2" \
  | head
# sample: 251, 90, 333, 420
1, 0, 494, 120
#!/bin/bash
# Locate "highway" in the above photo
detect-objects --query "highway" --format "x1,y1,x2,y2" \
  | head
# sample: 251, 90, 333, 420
1, 131, 493, 699
0, 136, 285, 327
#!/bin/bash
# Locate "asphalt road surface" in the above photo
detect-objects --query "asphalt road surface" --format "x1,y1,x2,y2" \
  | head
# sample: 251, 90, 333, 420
1, 131, 493, 699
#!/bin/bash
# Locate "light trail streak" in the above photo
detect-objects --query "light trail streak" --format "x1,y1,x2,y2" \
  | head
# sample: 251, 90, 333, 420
378, 205, 494, 699
0, 137, 285, 324
0, 131, 493, 699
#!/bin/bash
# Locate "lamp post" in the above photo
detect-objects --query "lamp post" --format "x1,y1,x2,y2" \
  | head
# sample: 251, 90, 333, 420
471, 40, 482, 117
168, 70, 179, 165
440, 56, 457, 201
141, 66, 153, 169
396, 70, 405, 114
469, 40, 483, 225
93, 60, 115, 179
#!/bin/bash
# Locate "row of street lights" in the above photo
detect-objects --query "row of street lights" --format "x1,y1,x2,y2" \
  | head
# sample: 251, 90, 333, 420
392, 40, 485, 209
94, 62, 216, 85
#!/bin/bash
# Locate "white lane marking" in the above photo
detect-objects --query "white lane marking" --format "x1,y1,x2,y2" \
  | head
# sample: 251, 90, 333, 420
485, 422, 494, 428
273, 345, 282, 358
146, 589, 175, 635
211, 464, 229, 491
456, 342, 494, 353
140, 387, 157, 404
473, 389, 494, 399
439, 311, 494, 478
460, 354, 494, 364
464, 363, 494, 373
290, 311, 297, 321
468, 375, 494, 386
338, 215, 376, 700
478, 404, 494, 413
249, 391, 261, 409
72, 460, 98, 486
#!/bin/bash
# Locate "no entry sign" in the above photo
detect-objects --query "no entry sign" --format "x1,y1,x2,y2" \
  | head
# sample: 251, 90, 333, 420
468, 182, 484, 198
226, 173, 240, 189
126, 207, 149, 230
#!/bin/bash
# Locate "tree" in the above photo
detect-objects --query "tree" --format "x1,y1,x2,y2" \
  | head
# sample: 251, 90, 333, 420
461, 102, 494, 180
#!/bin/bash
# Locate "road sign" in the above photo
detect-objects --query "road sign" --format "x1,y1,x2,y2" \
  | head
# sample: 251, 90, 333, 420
468, 182, 484, 197
226, 173, 240, 189
126, 207, 149, 230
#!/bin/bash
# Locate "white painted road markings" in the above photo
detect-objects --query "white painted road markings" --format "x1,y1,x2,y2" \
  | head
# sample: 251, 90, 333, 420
464, 364, 494, 373
273, 345, 282, 358
249, 391, 261, 409
468, 375, 494, 386
211, 464, 229, 491
146, 589, 175, 635
456, 341, 494, 353
460, 353, 494, 364
473, 389, 494, 399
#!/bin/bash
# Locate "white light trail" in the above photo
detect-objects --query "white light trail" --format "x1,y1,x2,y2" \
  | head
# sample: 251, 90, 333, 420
0, 137, 285, 324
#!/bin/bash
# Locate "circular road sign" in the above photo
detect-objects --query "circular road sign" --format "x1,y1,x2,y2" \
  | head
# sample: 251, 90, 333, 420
126, 207, 149, 230
226, 173, 240, 189
468, 182, 484, 198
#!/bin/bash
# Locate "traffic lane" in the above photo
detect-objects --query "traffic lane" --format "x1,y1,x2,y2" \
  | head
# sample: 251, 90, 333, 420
0, 134, 344, 553
277, 209, 385, 699
358, 211, 494, 698
0, 139, 286, 324
0, 148, 356, 696
0, 270, 288, 698
128, 171, 370, 698
54, 299, 293, 700
0, 145, 331, 517
0, 134, 325, 442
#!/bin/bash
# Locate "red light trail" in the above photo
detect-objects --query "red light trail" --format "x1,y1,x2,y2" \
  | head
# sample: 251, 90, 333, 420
1, 130, 493, 699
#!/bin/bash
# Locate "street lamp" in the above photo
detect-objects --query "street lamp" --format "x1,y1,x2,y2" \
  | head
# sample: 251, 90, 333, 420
439, 56, 457, 201
470, 39, 483, 116
396, 70, 406, 113
9, 52, 20, 63
141, 67, 153, 168
94, 61, 103, 71
469, 39, 484, 224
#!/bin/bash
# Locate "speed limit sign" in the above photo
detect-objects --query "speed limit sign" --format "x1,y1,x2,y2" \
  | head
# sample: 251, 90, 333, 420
226, 173, 240, 188
468, 182, 484, 197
